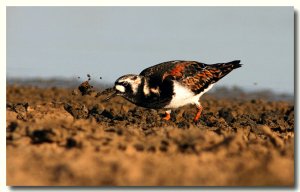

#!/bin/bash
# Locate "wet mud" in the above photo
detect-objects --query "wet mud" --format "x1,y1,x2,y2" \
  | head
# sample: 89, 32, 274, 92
6, 83, 294, 186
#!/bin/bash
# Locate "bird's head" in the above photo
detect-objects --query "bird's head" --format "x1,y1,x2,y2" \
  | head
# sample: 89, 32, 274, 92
104, 74, 144, 102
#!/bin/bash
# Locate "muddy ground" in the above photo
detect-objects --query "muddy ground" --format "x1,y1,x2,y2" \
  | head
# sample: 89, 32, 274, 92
6, 82, 294, 186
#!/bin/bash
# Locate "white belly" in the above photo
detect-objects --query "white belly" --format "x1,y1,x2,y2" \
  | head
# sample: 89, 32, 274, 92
164, 81, 214, 109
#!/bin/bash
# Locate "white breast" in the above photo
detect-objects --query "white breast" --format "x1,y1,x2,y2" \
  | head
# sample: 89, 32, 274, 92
164, 81, 214, 109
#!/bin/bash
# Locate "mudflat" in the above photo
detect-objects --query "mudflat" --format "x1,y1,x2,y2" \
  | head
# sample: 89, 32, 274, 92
6, 84, 294, 186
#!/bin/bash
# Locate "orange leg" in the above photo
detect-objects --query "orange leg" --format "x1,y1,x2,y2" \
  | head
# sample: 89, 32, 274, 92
194, 104, 203, 122
163, 110, 171, 121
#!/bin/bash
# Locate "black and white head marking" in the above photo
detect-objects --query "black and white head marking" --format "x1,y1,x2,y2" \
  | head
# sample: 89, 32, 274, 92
115, 84, 126, 93
115, 74, 142, 95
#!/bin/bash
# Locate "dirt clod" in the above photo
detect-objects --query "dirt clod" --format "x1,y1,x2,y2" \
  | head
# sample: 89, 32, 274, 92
78, 81, 95, 96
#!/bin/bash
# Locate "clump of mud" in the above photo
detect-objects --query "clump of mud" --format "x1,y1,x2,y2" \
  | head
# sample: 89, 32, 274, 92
77, 81, 95, 96
75, 75, 114, 99
6, 83, 294, 186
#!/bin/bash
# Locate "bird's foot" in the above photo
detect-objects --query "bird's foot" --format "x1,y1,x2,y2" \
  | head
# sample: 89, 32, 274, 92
193, 105, 203, 123
163, 112, 171, 121
193, 114, 201, 123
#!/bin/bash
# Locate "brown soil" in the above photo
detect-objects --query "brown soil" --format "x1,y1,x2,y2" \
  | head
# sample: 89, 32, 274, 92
6, 83, 294, 186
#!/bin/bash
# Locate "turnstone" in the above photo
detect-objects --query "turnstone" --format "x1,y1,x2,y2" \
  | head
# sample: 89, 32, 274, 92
105, 60, 242, 122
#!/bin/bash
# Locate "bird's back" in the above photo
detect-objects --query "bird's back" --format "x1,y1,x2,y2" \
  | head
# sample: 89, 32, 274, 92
140, 60, 241, 94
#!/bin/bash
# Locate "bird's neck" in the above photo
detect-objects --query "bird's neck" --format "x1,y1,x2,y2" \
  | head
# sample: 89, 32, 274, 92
121, 76, 146, 103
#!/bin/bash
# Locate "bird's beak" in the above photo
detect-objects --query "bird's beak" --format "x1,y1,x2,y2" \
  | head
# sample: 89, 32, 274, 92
103, 90, 117, 102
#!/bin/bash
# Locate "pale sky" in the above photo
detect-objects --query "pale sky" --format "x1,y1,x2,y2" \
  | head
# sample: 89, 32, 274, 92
7, 7, 294, 94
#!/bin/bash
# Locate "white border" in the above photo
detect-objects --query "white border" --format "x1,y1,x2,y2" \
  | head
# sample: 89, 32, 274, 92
2, 0, 298, 6
1, 2, 6, 192
1, 1, 299, 192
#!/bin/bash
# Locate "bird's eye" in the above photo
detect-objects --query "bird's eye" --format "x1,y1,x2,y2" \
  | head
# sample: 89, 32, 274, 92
123, 82, 129, 86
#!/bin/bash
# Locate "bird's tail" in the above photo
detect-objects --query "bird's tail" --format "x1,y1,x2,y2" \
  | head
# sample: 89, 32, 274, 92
212, 60, 242, 73
207, 60, 242, 81
218, 60, 242, 70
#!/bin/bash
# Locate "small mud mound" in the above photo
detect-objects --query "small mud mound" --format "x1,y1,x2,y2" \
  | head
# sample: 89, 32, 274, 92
78, 81, 95, 96
74, 77, 114, 100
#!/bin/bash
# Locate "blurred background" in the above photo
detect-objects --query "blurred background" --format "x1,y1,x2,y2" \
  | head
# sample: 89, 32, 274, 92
7, 6, 294, 94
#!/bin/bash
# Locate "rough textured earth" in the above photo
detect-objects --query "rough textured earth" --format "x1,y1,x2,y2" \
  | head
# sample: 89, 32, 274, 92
6, 83, 294, 186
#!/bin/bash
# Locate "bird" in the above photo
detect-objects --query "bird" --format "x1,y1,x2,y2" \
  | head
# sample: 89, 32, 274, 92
104, 60, 242, 122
